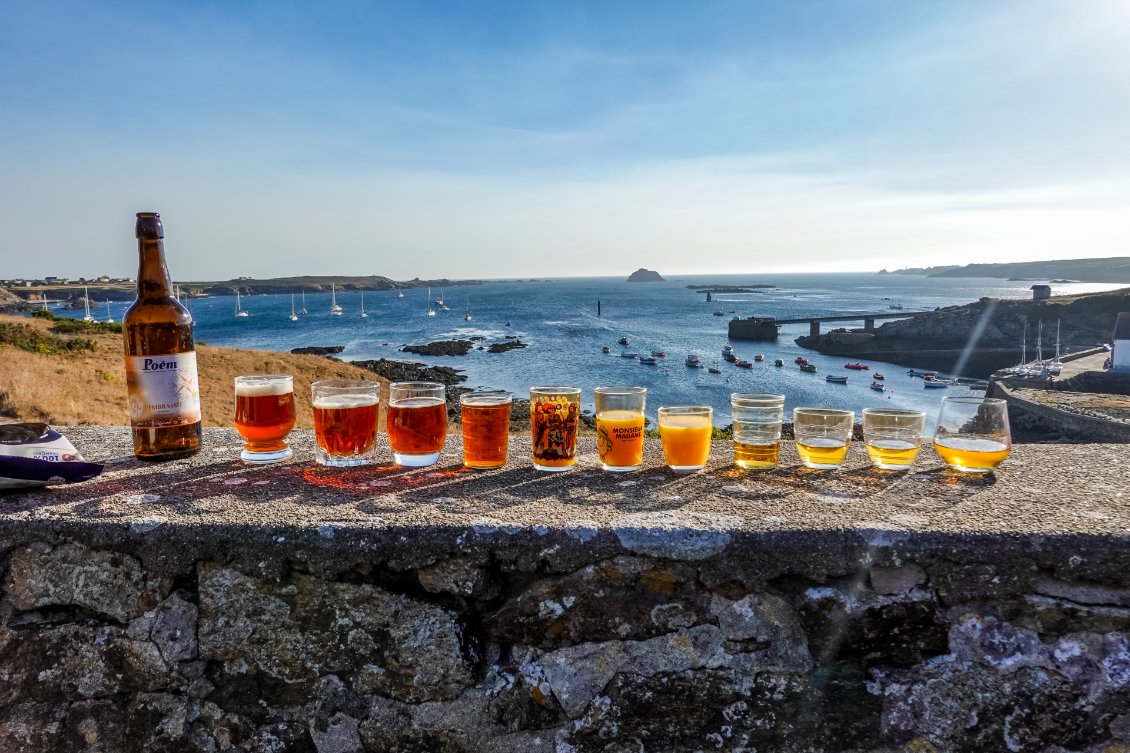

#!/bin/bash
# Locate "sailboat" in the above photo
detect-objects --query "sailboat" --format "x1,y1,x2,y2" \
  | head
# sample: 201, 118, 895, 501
104, 300, 114, 323
41, 296, 49, 312
463, 299, 472, 322
301, 289, 308, 315
329, 283, 343, 316
426, 287, 436, 317
397, 287, 405, 298
434, 288, 445, 306
82, 287, 94, 322
360, 291, 368, 318
235, 290, 249, 317
290, 294, 299, 322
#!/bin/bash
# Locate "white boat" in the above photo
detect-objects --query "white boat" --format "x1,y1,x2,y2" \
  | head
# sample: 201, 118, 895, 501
82, 287, 94, 322
435, 288, 445, 306
826, 374, 848, 384
426, 287, 436, 317
639, 356, 659, 365
235, 290, 249, 317
685, 354, 702, 367
360, 291, 368, 318
621, 351, 639, 359
329, 283, 343, 316
923, 380, 949, 389
463, 299, 472, 321
301, 289, 308, 315
104, 300, 113, 323
290, 294, 299, 322
397, 287, 404, 298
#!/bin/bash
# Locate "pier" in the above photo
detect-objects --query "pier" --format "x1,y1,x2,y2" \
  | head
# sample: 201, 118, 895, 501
774, 310, 930, 337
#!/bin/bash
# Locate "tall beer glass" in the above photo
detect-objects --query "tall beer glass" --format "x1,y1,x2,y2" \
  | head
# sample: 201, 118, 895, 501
595, 386, 646, 471
387, 382, 446, 467
731, 394, 785, 469
460, 391, 511, 469
933, 397, 1011, 473
234, 374, 296, 463
530, 386, 581, 471
312, 380, 380, 466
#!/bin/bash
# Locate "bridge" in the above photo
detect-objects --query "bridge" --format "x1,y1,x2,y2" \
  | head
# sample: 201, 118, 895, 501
774, 310, 932, 336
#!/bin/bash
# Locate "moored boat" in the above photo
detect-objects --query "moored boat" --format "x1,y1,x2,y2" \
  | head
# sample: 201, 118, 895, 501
602, 346, 612, 353
618, 337, 630, 345
685, 354, 702, 367
873, 373, 885, 380
924, 380, 949, 389
651, 351, 667, 358
907, 369, 936, 378
708, 366, 722, 374
639, 356, 659, 365
735, 360, 753, 368
844, 362, 869, 370
754, 353, 765, 362
800, 363, 817, 373
795, 357, 808, 365
870, 382, 885, 391
826, 375, 848, 384
774, 358, 784, 367
621, 351, 639, 359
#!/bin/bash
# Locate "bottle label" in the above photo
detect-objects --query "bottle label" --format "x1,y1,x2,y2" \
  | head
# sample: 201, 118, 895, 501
124, 353, 202, 425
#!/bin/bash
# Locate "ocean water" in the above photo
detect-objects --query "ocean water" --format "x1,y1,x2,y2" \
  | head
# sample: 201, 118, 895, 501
73, 274, 1124, 430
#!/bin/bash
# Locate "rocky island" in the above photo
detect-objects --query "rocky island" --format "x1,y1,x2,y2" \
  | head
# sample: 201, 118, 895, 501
795, 287, 1130, 377
627, 268, 665, 282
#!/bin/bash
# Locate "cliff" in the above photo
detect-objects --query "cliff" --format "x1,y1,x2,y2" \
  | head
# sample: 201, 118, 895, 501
795, 288, 1130, 377
627, 268, 665, 282
888, 257, 1130, 283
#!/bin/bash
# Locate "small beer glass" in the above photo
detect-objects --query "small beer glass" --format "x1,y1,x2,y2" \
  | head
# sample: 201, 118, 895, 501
312, 380, 380, 466
461, 391, 512, 470
387, 382, 447, 467
234, 374, 296, 463
530, 386, 581, 471
793, 408, 854, 470
658, 406, 713, 473
862, 408, 926, 471
933, 396, 1011, 473
594, 386, 646, 472
731, 393, 785, 469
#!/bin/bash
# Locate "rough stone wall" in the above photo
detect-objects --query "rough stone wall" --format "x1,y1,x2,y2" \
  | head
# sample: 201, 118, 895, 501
991, 383, 1130, 443
1, 535, 1129, 753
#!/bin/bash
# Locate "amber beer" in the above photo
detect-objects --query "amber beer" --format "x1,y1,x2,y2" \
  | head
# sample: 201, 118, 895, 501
388, 382, 447, 466
461, 392, 511, 469
312, 380, 380, 466
234, 375, 296, 463
123, 212, 202, 460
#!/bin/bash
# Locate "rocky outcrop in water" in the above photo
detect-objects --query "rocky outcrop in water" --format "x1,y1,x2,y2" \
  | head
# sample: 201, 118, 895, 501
627, 268, 665, 282
487, 339, 528, 353
350, 358, 465, 385
401, 340, 474, 357
289, 345, 344, 356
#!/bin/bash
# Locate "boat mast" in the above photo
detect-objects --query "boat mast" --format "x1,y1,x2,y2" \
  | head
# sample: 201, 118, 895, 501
1019, 319, 1027, 365
1055, 319, 1061, 360
1036, 320, 1043, 363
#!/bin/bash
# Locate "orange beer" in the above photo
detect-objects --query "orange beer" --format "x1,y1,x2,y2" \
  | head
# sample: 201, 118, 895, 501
595, 386, 646, 472
388, 382, 447, 466
461, 392, 511, 469
658, 406, 712, 472
312, 380, 380, 466
531, 387, 581, 471
234, 375, 296, 463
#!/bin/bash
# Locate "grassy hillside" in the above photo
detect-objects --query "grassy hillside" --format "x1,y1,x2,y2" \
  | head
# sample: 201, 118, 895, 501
889, 257, 1130, 283
0, 314, 388, 429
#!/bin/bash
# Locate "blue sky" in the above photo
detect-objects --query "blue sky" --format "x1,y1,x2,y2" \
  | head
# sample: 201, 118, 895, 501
2, 0, 1128, 280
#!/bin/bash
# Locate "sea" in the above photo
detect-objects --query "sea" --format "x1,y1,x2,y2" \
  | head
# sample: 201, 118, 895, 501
66, 274, 1125, 431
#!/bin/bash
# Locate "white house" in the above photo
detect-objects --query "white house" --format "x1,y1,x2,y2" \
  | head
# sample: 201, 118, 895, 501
1113, 313, 1130, 373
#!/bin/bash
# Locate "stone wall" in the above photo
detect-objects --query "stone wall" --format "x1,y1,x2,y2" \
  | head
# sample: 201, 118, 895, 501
1, 428, 1129, 752
991, 381, 1130, 442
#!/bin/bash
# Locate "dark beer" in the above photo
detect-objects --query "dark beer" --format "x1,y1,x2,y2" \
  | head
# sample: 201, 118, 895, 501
387, 399, 446, 454
123, 212, 202, 460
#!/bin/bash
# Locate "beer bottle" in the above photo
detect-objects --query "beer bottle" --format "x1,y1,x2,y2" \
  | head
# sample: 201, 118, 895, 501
123, 212, 203, 460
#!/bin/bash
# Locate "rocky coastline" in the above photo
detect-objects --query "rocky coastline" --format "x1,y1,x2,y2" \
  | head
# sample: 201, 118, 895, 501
795, 288, 1130, 378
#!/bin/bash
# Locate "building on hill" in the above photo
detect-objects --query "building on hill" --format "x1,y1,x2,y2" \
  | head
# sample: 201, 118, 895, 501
1031, 284, 1051, 300
1112, 313, 1130, 373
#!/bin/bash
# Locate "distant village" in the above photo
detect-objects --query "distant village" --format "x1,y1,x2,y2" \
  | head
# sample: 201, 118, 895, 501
0, 276, 133, 287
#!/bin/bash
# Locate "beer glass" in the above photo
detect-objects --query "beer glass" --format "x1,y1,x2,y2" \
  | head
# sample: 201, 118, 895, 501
312, 380, 380, 466
658, 406, 713, 473
594, 386, 646, 471
731, 393, 785, 469
530, 386, 581, 471
793, 408, 854, 470
461, 391, 512, 470
234, 374, 296, 463
387, 382, 447, 467
862, 408, 926, 471
933, 397, 1011, 473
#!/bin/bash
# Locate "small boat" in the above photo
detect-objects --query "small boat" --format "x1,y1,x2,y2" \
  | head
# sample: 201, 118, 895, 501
870, 382, 885, 391
289, 294, 298, 322
426, 287, 436, 317
906, 369, 936, 378
235, 290, 249, 318
301, 289, 308, 315
104, 300, 114, 323
873, 373, 885, 381
397, 288, 405, 298
621, 352, 639, 359
722, 345, 734, 357
800, 363, 817, 373
329, 284, 343, 316
602, 346, 612, 354
435, 289, 446, 306
795, 357, 809, 365
774, 358, 784, 367
708, 366, 722, 374
735, 360, 753, 368
463, 299, 472, 321
651, 351, 667, 358
82, 286, 94, 322
618, 337, 630, 345
639, 356, 659, 365
754, 354, 765, 362
685, 354, 702, 367
924, 380, 949, 389
826, 375, 848, 384
359, 291, 368, 318
844, 363, 869, 371
713, 310, 726, 316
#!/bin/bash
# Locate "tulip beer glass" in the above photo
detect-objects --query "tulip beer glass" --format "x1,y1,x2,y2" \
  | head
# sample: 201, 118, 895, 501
234, 374, 296, 463
933, 396, 1011, 473
658, 406, 713, 472
595, 386, 646, 471
530, 386, 581, 471
731, 394, 785, 469
461, 391, 512, 470
312, 380, 380, 466
793, 408, 854, 470
862, 408, 926, 471
387, 382, 446, 467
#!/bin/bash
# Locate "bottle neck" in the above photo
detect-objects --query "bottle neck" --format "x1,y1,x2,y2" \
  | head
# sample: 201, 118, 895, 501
137, 238, 174, 299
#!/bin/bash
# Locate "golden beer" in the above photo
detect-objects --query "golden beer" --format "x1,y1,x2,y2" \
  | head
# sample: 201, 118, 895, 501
865, 439, 920, 469
933, 438, 1010, 472
734, 436, 781, 469
796, 438, 850, 468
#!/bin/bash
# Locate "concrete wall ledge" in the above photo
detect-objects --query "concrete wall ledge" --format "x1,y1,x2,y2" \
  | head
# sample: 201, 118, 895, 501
1, 427, 1128, 752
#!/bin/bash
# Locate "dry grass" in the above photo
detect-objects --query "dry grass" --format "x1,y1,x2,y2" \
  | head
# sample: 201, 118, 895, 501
0, 314, 388, 429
